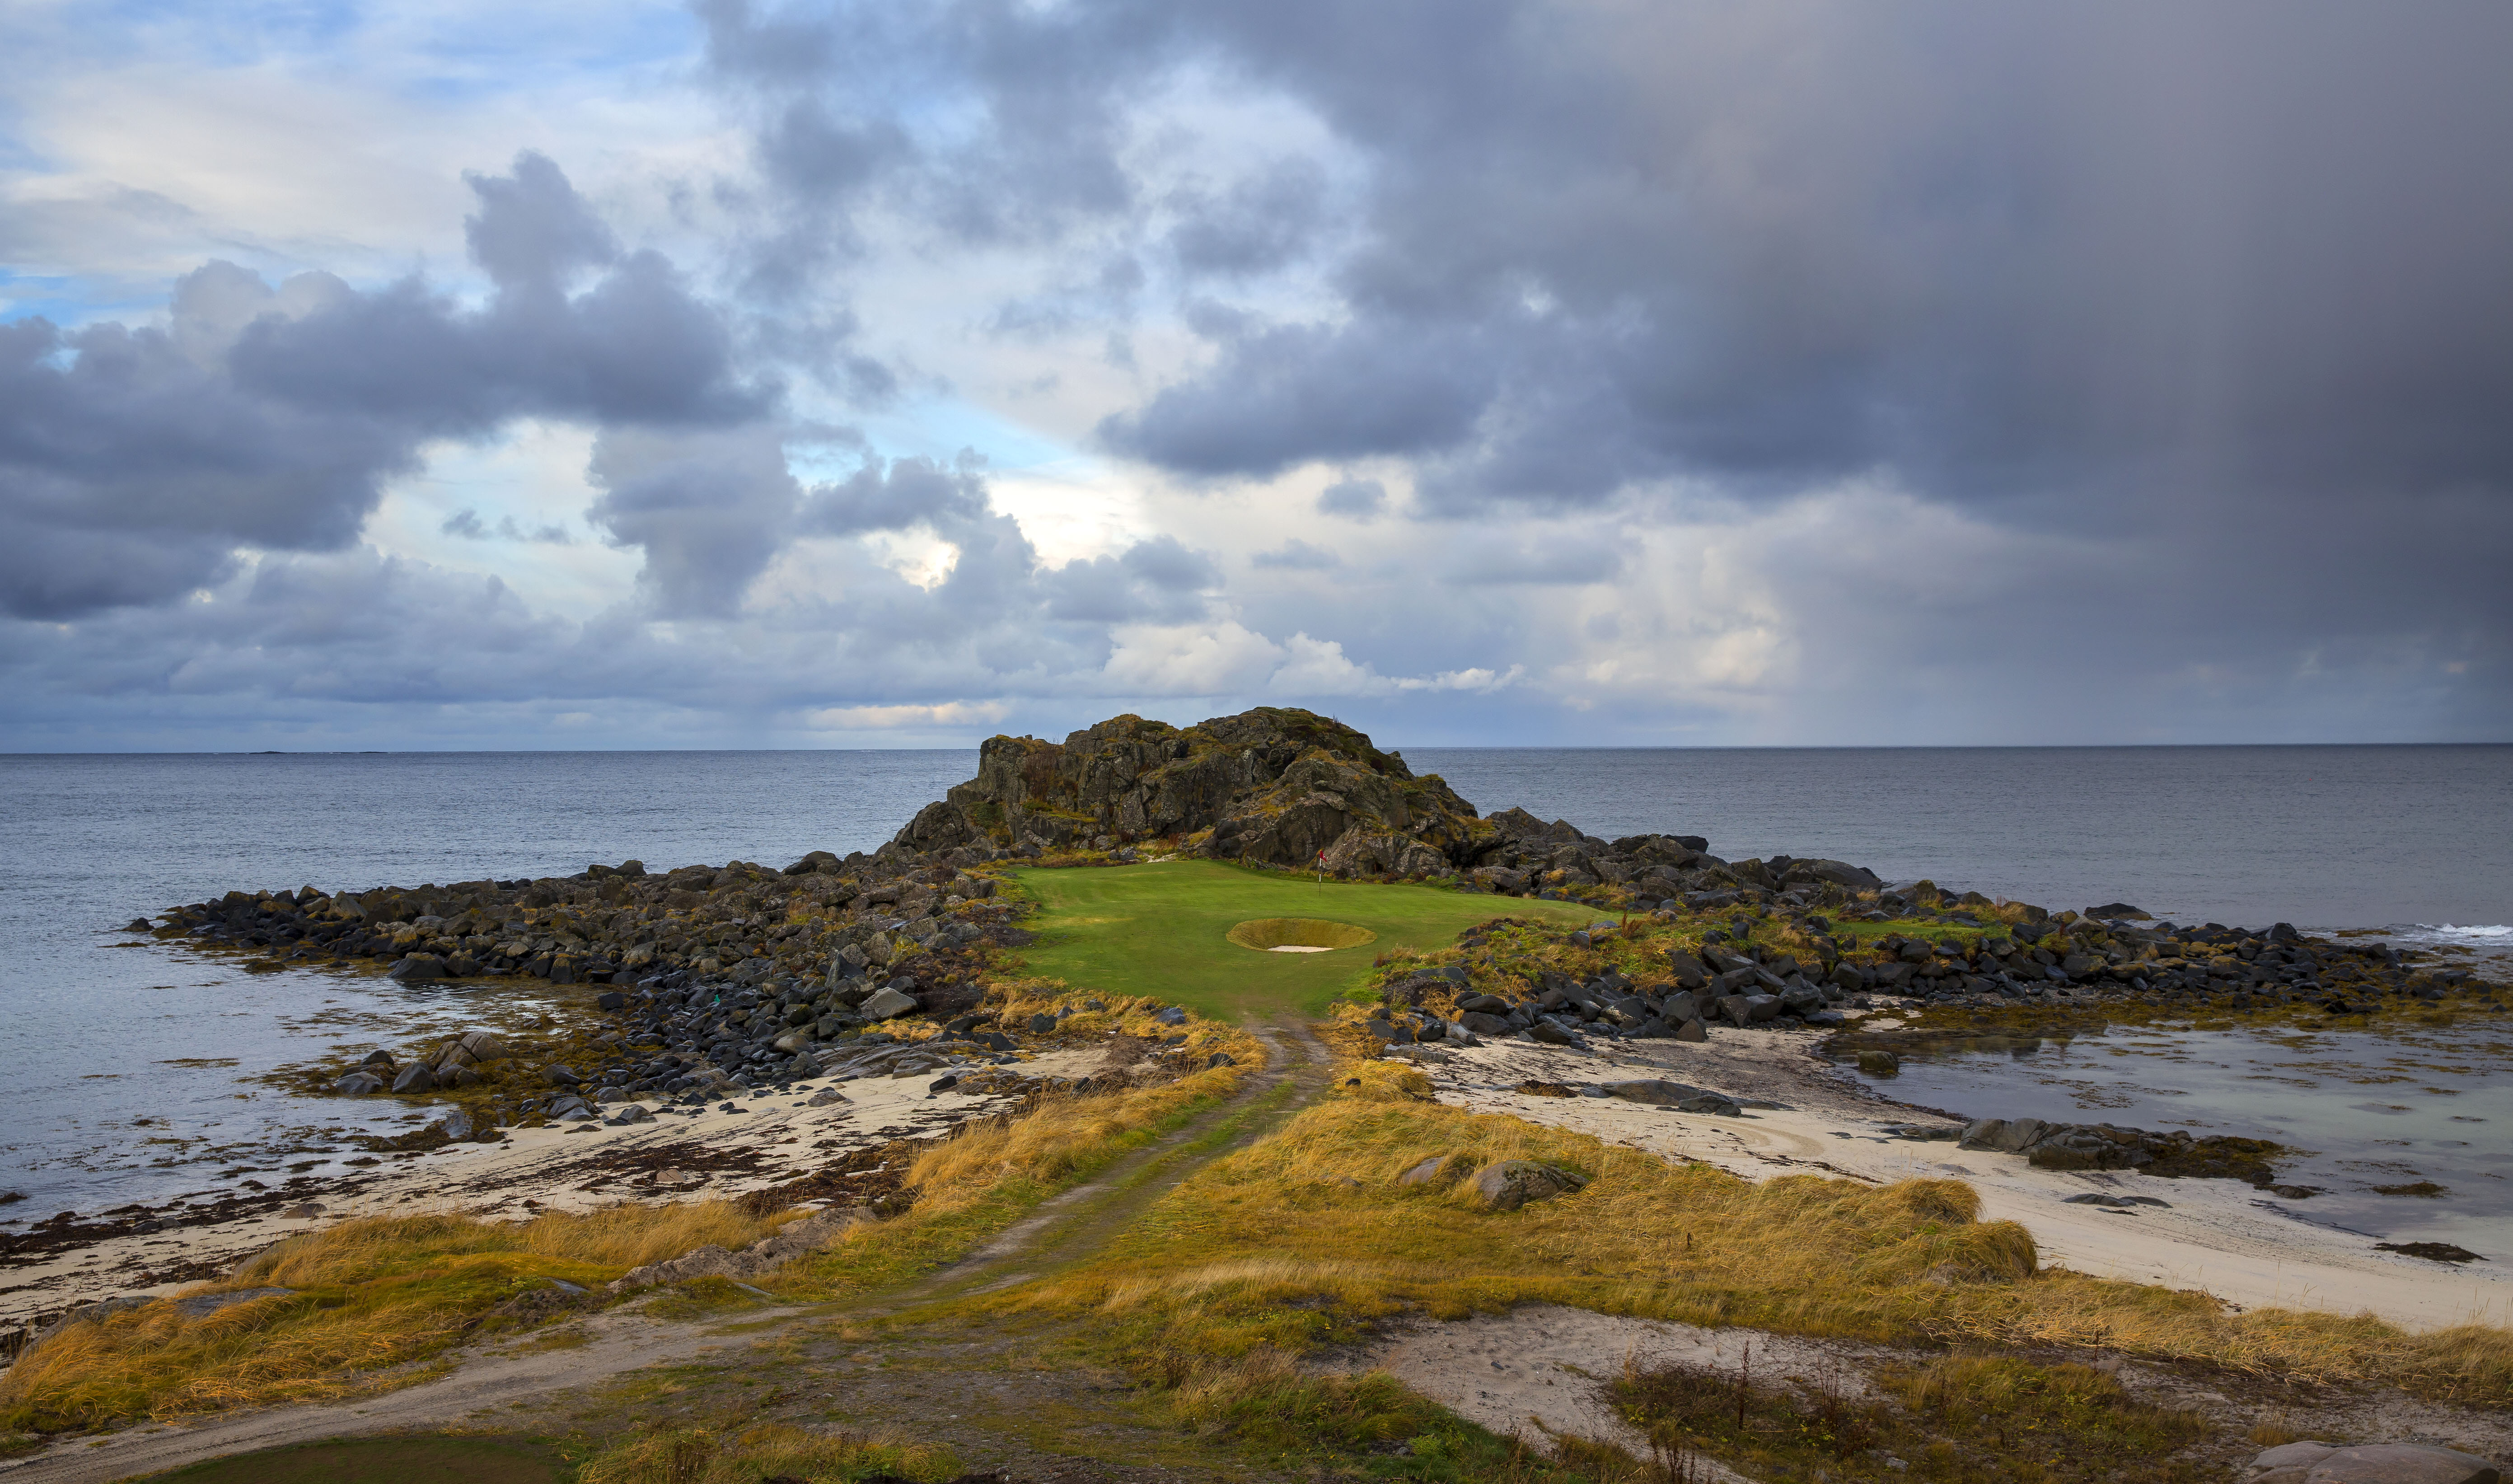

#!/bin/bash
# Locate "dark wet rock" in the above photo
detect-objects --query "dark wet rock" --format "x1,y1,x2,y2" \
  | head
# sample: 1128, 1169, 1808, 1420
332, 1071, 385, 1095
1961, 1116, 2286, 1184
2373, 1241, 2486, 1264
1527, 1019, 1582, 1047
388, 1063, 436, 1094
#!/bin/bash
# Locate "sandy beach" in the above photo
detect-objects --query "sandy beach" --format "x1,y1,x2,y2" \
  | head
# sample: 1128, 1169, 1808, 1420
0, 1045, 1108, 1333
1391, 1014, 2512, 1333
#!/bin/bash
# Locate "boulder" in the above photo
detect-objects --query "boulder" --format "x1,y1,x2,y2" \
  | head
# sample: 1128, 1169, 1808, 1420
1664, 951, 1709, 988
1959, 1117, 2050, 1153
860, 986, 920, 1021
1527, 1019, 1582, 1047
1470, 1160, 1588, 1212
1857, 1049, 1901, 1076
389, 1063, 437, 1094
2244, 1441, 2500, 1484
1672, 1018, 1708, 1042
332, 1071, 385, 1095
432, 1107, 474, 1140
388, 954, 445, 982
1029, 1012, 1058, 1034
1398, 1154, 1469, 1188
457, 1030, 511, 1061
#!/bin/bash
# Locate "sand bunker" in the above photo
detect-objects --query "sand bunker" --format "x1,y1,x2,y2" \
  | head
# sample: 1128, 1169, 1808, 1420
1226, 917, 1377, 953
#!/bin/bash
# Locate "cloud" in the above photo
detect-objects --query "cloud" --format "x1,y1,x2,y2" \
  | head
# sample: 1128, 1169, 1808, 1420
1446, 534, 1621, 586
1249, 538, 1340, 570
1038, 535, 1221, 623
0, 152, 766, 621
444, 508, 576, 543
8, 0, 2513, 749
804, 700, 1010, 730
1315, 478, 1385, 520
587, 425, 802, 617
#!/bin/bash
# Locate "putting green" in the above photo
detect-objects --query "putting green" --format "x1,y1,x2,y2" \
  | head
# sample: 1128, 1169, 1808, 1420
1003, 860, 1598, 1019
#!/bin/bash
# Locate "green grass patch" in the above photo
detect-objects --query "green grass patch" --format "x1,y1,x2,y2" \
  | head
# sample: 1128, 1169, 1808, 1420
1005, 861, 1594, 1019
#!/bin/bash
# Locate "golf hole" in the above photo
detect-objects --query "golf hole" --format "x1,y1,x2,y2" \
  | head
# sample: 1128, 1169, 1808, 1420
1226, 918, 1379, 954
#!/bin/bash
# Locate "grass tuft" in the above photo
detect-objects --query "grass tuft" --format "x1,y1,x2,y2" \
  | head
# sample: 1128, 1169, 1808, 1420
576, 1421, 956, 1484
0, 1201, 788, 1433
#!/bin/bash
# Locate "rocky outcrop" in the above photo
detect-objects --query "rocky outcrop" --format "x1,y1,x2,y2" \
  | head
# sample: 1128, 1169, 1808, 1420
607, 1207, 868, 1293
893, 707, 1489, 873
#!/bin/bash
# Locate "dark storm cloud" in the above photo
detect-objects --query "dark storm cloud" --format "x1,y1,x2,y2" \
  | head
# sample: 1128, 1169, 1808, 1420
1143, 1, 2513, 515
1098, 320, 1497, 477
0, 153, 766, 620
706, 1, 2513, 521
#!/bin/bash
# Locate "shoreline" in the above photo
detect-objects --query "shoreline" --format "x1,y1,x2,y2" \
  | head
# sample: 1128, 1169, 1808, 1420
1386, 1016, 2513, 1333
0, 1042, 1109, 1336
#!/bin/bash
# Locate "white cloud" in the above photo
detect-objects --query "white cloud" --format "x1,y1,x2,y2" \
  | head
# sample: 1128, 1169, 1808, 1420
804, 701, 1010, 730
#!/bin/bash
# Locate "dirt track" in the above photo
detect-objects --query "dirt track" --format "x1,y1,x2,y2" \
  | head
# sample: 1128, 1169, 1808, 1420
3, 1024, 1332, 1484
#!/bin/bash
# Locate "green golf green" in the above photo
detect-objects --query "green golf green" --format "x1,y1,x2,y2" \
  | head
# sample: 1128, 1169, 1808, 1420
1003, 860, 1599, 1019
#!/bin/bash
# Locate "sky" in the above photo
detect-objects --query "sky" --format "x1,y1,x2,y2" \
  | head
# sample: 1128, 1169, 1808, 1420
2, 0, 2508, 751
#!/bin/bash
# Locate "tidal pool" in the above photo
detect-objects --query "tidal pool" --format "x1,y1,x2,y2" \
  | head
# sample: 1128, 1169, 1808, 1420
1845, 1015, 2513, 1257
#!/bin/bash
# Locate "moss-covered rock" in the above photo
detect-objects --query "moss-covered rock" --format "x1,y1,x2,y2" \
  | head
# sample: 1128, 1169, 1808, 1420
894, 707, 1489, 872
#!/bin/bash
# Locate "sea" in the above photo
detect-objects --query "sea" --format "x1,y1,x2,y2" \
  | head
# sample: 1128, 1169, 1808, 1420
3, 745, 2508, 1249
